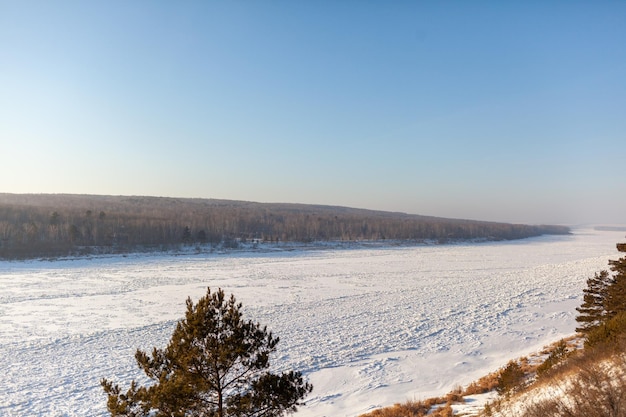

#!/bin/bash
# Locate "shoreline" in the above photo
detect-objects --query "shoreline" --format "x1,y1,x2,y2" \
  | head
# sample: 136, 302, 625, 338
0, 233, 569, 263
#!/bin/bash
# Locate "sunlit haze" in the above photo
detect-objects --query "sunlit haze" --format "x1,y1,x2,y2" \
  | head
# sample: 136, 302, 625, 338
1, 2, 625, 225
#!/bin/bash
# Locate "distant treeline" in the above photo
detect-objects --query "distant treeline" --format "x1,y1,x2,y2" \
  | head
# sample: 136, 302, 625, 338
0, 194, 570, 259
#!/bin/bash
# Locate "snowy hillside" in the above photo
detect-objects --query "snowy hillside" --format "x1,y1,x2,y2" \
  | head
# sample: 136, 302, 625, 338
0, 228, 623, 416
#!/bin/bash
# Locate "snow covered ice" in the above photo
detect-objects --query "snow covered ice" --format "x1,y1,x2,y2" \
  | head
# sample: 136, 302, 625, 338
1, 228, 624, 417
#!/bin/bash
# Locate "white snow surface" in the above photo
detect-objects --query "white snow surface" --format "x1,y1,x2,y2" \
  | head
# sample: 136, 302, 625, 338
1, 228, 624, 417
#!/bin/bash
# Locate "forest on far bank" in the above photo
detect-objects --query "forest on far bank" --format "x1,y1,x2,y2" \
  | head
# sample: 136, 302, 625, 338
0, 193, 570, 259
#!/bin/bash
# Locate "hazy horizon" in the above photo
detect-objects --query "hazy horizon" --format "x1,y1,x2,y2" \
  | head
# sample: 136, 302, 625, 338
2, 2, 625, 225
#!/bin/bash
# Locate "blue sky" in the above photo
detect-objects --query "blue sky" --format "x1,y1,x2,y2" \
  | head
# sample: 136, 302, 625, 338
1, 1, 625, 225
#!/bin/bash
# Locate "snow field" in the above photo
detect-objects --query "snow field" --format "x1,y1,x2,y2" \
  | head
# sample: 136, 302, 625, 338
0, 228, 623, 416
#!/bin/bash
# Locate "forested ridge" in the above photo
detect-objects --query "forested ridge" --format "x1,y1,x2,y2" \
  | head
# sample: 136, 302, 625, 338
0, 193, 569, 259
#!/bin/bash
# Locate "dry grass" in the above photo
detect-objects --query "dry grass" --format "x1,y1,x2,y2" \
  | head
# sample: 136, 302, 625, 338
463, 371, 501, 395
357, 392, 466, 417
360, 337, 585, 417
484, 349, 626, 417
480, 336, 626, 417
358, 385, 469, 417
358, 400, 431, 417
430, 404, 454, 417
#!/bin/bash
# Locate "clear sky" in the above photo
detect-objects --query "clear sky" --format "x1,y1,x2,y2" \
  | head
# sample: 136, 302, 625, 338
1, 1, 625, 225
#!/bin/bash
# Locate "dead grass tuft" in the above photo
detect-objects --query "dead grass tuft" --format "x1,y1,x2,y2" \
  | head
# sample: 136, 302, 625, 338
358, 400, 430, 417
358, 391, 466, 417
463, 371, 500, 395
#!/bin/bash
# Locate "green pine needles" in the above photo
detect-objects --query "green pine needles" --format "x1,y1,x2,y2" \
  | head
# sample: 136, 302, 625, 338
101, 287, 312, 417
576, 247, 626, 348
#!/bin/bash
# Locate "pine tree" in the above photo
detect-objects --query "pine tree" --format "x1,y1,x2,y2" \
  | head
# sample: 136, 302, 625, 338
496, 361, 525, 394
576, 241, 626, 336
575, 270, 612, 333
101, 287, 312, 417
605, 256, 626, 318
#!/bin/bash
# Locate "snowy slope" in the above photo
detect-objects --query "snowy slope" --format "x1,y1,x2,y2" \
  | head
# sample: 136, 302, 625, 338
0, 228, 623, 417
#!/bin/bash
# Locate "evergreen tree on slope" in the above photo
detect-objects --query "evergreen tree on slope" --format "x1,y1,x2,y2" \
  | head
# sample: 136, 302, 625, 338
605, 256, 626, 318
576, 270, 612, 333
576, 244, 626, 336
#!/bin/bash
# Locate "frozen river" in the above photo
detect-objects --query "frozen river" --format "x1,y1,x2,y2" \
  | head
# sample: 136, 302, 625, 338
1, 228, 624, 416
